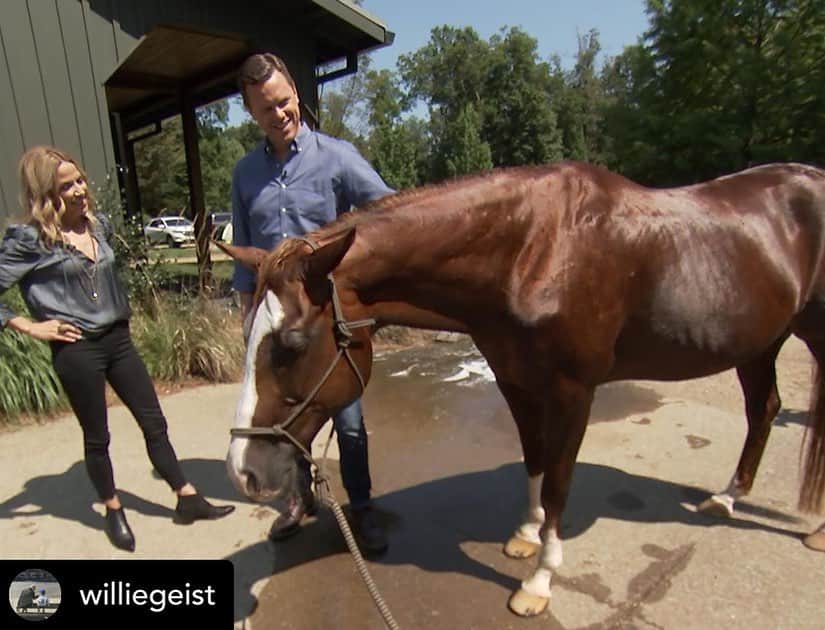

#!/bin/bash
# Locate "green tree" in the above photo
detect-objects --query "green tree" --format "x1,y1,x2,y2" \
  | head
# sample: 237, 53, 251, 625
134, 99, 245, 217
225, 119, 263, 154
133, 118, 188, 216
482, 27, 563, 166
319, 55, 373, 148
364, 69, 424, 189
606, 0, 825, 184
399, 26, 562, 179
198, 101, 245, 211
399, 26, 490, 120
553, 30, 614, 165
438, 103, 493, 178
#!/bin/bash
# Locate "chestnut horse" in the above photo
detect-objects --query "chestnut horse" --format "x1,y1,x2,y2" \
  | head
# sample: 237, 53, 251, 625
223, 161, 825, 616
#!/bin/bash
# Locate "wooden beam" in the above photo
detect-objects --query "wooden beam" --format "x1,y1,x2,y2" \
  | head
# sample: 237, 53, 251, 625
179, 89, 212, 293
109, 111, 142, 220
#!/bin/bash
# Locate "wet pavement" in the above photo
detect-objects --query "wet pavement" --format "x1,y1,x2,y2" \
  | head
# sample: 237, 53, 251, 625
245, 337, 825, 630
1, 336, 824, 629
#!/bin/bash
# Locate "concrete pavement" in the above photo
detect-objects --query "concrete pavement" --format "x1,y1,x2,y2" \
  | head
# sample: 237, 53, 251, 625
1, 337, 824, 629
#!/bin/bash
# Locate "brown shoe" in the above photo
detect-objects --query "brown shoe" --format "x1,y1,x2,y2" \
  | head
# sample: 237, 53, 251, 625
350, 505, 388, 554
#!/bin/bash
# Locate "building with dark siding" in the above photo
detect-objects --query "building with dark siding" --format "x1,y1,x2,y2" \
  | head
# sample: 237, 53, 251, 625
0, 0, 392, 228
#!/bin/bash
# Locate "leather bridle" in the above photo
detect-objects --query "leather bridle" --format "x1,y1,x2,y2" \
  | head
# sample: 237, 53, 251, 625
229, 238, 374, 462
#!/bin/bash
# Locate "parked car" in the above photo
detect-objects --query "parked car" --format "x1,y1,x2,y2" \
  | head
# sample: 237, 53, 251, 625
143, 216, 196, 248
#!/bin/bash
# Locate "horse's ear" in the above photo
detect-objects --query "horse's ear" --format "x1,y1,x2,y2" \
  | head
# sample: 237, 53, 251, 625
214, 241, 269, 271
304, 229, 356, 280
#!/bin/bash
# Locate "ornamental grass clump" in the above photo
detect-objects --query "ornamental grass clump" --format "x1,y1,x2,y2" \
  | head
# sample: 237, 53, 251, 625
130, 293, 244, 383
0, 287, 68, 423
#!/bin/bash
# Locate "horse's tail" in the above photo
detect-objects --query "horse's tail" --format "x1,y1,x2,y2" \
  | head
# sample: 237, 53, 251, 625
800, 361, 825, 513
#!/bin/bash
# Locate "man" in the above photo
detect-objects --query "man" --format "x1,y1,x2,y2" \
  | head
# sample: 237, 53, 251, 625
231, 53, 394, 553
17, 585, 37, 612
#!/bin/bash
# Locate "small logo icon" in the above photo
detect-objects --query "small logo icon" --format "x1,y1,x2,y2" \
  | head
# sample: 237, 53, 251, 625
8, 569, 61, 621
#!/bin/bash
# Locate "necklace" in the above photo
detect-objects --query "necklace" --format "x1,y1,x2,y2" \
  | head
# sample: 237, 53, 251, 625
72, 234, 100, 301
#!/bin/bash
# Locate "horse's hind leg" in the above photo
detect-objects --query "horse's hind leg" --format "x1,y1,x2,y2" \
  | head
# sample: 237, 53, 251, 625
699, 339, 785, 518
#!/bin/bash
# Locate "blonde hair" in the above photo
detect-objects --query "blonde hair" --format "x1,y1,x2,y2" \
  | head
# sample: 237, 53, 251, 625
17, 145, 96, 246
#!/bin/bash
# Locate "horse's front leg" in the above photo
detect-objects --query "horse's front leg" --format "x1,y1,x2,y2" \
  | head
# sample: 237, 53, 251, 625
804, 521, 825, 551
508, 376, 593, 617
504, 474, 544, 559
495, 381, 546, 559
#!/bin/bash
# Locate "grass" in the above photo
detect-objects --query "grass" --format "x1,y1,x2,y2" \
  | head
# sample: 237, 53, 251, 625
0, 288, 69, 423
1, 280, 244, 426
146, 246, 235, 295
131, 294, 244, 382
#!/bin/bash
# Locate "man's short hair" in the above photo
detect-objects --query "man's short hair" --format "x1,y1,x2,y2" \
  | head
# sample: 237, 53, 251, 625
237, 53, 298, 107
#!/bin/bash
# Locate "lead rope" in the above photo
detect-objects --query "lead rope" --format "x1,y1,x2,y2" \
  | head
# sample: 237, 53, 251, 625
315, 429, 400, 630
238, 422, 400, 628
293, 424, 402, 630
318, 275, 400, 628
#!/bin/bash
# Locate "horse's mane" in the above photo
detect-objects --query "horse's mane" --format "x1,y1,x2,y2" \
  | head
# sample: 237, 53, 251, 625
263, 163, 556, 279
314, 164, 554, 241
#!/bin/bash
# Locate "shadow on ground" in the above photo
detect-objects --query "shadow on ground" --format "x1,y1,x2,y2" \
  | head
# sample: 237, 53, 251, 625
227, 460, 808, 626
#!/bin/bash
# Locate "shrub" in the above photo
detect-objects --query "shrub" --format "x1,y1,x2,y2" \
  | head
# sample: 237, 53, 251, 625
0, 287, 68, 422
131, 293, 244, 382
95, 175, 167, 316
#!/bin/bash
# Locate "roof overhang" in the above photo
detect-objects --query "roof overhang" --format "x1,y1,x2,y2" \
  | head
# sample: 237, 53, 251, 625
105, 1, 394, 132
106, 25, 252, 131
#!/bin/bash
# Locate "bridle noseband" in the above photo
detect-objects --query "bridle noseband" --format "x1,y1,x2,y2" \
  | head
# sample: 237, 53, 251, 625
229, 237, 375, 462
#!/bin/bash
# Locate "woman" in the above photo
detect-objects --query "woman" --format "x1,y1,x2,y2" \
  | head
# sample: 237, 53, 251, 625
0, 146, 234, 552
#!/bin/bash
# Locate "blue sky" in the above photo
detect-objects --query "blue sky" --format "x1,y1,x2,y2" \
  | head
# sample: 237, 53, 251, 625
361, 0, 651, 72
228, 1, 651, 124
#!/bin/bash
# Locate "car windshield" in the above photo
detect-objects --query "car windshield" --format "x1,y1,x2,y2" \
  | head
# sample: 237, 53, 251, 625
165, 219, 191, 226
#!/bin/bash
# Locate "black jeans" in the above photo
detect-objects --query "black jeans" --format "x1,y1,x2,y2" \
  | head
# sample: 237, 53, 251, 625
51, 321, 186, 501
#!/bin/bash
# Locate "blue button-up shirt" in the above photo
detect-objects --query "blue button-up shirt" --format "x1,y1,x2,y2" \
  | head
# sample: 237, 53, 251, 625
231, 123, 394, 293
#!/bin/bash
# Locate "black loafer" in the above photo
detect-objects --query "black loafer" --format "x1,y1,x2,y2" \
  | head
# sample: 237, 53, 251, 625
350, 505, 388, 554
175, 493, 235, 524
269, 495, 317, 541
105, 507, 136, 552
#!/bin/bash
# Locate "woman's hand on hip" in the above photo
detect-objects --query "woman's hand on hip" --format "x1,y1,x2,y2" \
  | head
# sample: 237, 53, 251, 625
29, 319, 83, 342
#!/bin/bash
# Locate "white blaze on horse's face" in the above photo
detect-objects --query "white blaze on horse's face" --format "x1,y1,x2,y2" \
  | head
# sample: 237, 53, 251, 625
226, 290, 285, 496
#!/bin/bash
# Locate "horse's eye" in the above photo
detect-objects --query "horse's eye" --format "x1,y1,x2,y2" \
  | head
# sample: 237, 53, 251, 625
281, 327, 308, 351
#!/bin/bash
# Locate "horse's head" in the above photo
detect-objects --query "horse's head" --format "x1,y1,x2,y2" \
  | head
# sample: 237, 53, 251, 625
219, 230, 373, 504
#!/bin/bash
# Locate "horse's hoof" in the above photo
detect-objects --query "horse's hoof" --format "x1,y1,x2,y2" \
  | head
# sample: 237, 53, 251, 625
802, 530, 825, 552
508, 589, 549, 616
697, 496, 733, 518
504, 536, 541, 559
